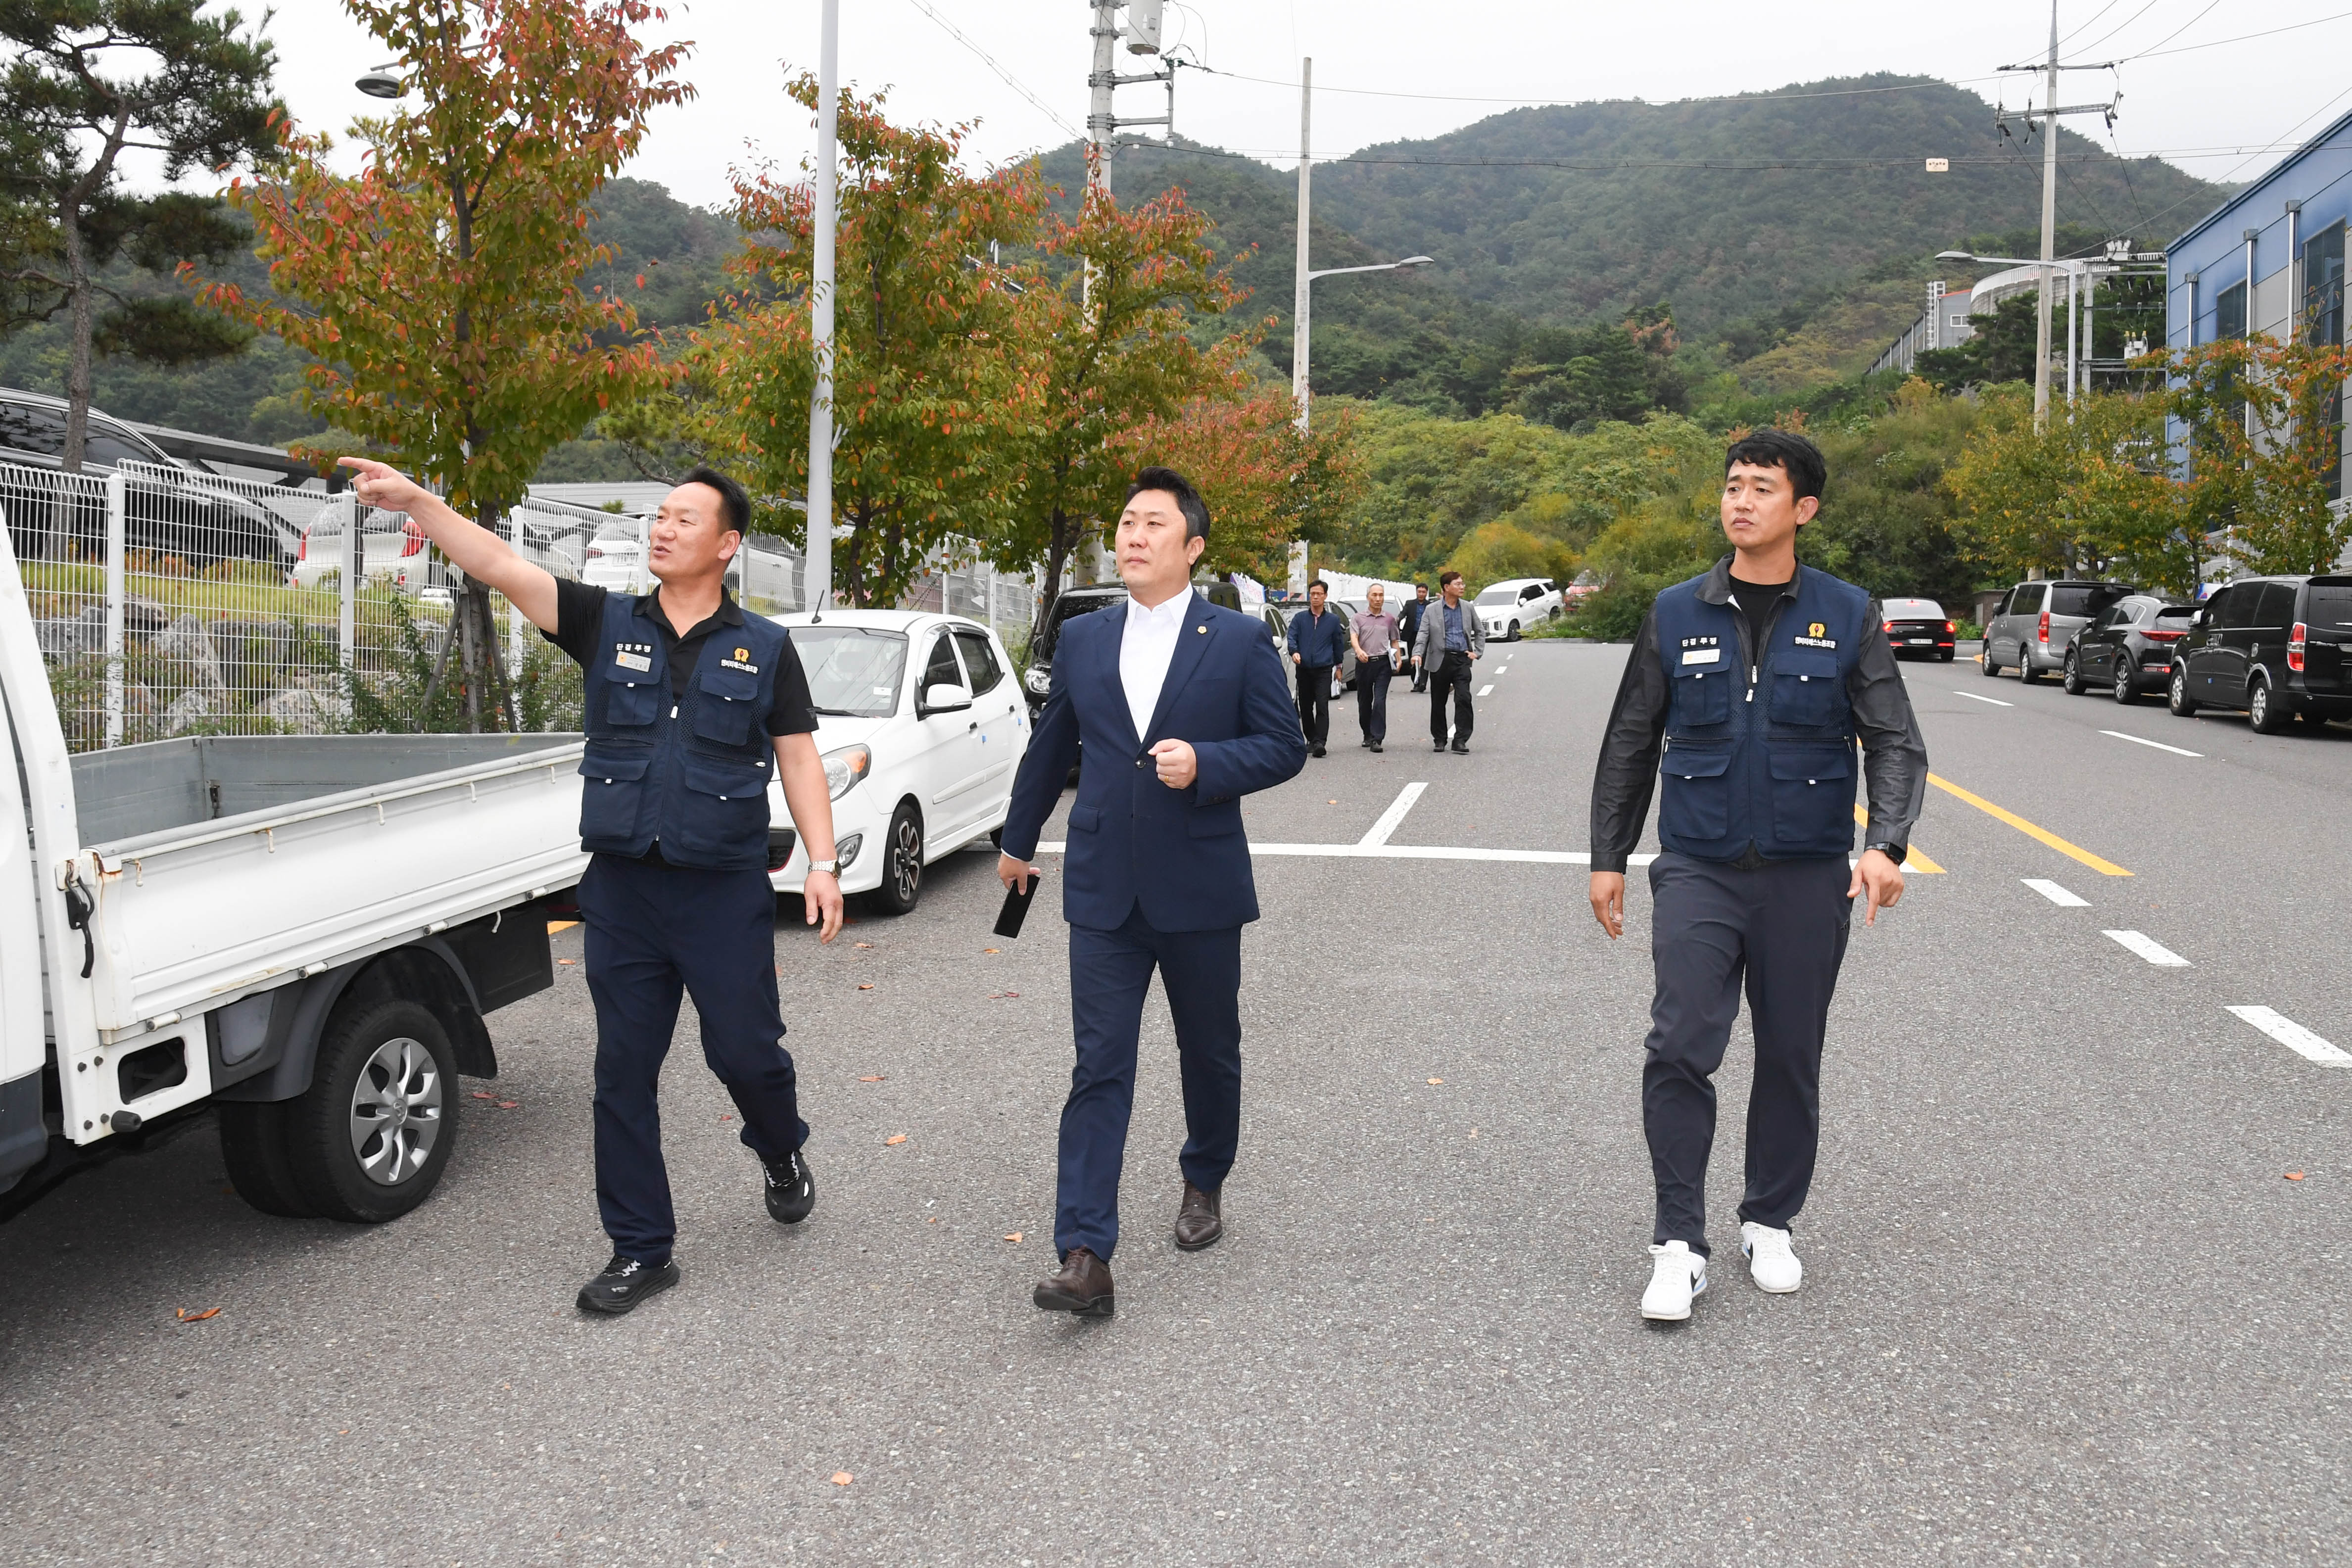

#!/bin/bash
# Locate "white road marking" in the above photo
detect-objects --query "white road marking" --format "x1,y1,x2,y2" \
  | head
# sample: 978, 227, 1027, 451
1951, 690, 2014, 707
1478, 684, 1495, 696
2023, 878, 2089, 907
2100, 729, 2201, 757
1359, 782, 1429, 847
2103, 929, 2191, 966
2226, 1005, 2352, 1064
1033, 840, 1653, 866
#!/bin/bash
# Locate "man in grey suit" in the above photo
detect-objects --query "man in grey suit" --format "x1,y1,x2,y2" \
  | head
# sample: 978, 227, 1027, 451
1412, 569, 1485, 753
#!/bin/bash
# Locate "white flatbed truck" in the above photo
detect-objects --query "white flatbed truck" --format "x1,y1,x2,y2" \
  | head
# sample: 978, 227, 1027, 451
0, 528, 589, 1221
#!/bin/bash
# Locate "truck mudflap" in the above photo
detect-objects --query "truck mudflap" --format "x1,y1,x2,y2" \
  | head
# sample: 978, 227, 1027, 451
0, 1070, 44, 1194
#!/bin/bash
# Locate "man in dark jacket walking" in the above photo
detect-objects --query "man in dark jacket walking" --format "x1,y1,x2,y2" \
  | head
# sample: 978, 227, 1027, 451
1586, 428, 1926, 1324
1288, 579, 1348, 758
1398, 583, 1432, 693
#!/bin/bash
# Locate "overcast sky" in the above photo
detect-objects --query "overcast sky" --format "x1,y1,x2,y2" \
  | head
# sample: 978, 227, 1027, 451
261, 1, 2351, 222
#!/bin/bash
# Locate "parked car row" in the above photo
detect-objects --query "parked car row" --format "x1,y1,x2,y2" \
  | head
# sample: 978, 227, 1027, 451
1981, 574, 2352, 734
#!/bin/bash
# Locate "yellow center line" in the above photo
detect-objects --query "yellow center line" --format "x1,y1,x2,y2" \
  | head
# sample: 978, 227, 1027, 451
1855, 805, 1944, 872
1924, 773, 2132, 877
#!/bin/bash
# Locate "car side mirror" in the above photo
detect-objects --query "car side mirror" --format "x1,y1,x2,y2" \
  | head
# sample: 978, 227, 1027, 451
921, 682, 973, 714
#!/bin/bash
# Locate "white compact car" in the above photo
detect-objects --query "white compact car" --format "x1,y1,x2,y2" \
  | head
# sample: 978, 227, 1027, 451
1475, 578, 1561, 641
764, 608, 1029, 915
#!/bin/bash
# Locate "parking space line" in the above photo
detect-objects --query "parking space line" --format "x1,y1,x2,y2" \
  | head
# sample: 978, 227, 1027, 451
2101, 729, 2201, 758
1359, 782, 1429, 847
1032, 839, 1656, 866
2103, 929, 2190, 966
1854, 805, 1942, 872
2226, 1005, 2352, 1064
1478, 684, 1495, 696
1951, 690, 2014, 707
1926, 773, 2133, 876
2022, 878, 2089, 907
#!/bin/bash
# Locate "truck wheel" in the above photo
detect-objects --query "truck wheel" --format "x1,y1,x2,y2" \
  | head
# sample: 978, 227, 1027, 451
286, 999, 459, 1223
864, 800, 924, 916
218, 1100, 316, 1218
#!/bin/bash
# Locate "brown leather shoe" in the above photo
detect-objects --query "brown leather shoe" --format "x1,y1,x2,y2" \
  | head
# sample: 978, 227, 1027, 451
1173, 1181, 1224, 1251
1032, 1247, 1114, 1317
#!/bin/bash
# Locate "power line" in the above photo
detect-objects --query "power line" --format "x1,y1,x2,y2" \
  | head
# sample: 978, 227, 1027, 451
900, 0, 1082, 140
2064, 0, 2165, 59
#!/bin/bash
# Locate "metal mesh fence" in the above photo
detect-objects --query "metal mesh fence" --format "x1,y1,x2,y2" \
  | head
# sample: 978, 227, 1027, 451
6, 455, 1043, 752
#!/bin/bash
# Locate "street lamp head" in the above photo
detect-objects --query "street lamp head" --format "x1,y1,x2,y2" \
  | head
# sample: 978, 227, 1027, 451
1397, 255, 1433, 267
1935, 250, 1973, 261
356, 62, 404, 99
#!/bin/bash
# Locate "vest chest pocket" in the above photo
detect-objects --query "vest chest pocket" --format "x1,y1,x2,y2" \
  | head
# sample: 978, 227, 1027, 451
1767, 745, 1853, 848
1657, 742, 1732, 841
663, 753, 771, 862
1770, 651, 1841, 728
1668, 663, 1730, 729
577, 751, 651, 841
603, 677, 662, 728
693, 664, 763, 746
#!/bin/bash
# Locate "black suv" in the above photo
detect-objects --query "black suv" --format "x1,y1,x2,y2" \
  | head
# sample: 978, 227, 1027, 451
2061, 593, 2198, 703
2167, 575, 2352, 733
0, 389, 294, 571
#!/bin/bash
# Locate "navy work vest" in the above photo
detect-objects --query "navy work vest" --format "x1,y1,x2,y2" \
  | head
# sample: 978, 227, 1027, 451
576, 593, 787, 870
1651, 565, 1870, 861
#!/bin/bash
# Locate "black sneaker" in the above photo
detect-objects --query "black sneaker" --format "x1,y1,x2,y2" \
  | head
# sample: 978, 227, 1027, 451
1432, 740, 1446, 752
1370, 741, 1384, 753
576, 1254, 678, 1314
1450, 742, 1470, 754
765, 1146, 816, 1225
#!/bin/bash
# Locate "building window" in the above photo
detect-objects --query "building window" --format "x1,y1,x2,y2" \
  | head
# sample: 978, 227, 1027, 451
2304, 221, 2345, 346
2215, 280, 2248, 340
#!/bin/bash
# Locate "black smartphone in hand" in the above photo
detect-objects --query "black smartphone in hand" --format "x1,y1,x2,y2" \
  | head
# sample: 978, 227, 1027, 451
994, 873, 1037, 939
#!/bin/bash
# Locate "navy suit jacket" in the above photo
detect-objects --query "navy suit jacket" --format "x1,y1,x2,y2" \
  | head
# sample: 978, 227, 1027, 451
1002, 590, 1307, 933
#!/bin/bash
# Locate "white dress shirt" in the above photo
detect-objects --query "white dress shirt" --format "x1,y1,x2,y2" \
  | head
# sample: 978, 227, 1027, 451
1119, 588, 1194, 741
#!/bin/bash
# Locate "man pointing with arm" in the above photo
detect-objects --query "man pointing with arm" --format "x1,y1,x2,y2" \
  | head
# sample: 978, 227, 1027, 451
1586, 429, 1925, 1324
997, 467, 1307, 1319
339, 457, 844, 1318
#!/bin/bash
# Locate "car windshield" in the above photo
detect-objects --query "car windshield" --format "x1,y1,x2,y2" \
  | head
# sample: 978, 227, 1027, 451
2049, 584, 2129, 617
785, 625, 909, 718
1475, 587, 1520, 606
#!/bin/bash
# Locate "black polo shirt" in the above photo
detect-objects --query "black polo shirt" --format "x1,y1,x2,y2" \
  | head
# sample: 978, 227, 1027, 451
543, 579, 818, 737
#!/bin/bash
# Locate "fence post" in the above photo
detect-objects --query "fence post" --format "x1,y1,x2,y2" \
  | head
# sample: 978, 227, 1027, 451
635, 513, 650, 595
339, 490, 358, 671
102, 472, 124, 748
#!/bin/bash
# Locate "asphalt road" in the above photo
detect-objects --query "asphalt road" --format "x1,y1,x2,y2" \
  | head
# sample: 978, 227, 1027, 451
5, 639, 2350, 1565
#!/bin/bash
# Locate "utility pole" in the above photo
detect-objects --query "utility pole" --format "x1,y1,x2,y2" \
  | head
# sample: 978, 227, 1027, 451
807, 0, 838, 613
1085, 0, 1119, 203
2033, 0, 2059, 430
1291, 58, 1312, 432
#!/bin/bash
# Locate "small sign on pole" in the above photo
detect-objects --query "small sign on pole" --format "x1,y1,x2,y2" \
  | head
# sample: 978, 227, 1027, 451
1924, 157, 1950, 173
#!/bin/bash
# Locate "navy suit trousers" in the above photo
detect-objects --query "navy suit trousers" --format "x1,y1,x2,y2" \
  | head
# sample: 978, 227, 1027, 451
1641, 852, 1852, 1255
1057, 903, 1244, 1261
580, 853, 808, 1265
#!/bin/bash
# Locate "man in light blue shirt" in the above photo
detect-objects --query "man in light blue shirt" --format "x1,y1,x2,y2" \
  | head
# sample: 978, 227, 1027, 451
1410, 569, 1484, 753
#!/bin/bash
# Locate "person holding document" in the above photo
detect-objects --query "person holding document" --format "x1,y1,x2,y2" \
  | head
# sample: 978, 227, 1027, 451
996, 467, 1307, 1319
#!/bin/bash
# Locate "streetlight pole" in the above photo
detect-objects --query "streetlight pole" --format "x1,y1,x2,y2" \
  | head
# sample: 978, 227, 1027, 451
807, 0, 838, 614
2033, 0, 2059, 430
1291, 57, 1312, 431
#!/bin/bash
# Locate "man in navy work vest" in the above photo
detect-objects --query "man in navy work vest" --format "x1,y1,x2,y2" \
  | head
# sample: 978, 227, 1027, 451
339, 458, 846, 1317
1585, 429, 1926, 1323
997, 467, 1306, 1318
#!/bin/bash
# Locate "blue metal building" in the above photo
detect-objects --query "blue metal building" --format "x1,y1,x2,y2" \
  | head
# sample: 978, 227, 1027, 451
2167, 107, 2352, 499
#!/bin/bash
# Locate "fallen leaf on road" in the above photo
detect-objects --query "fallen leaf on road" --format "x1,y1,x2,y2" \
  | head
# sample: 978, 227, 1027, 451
884, 1134, 908, 1145
557, 958, 576, 966
927, 1216, 939, 1224
176, 1307, 220, 1323
497, 1100, 519, 1110
1004, 991, 1019, 998
1003, 1232, 1023, 1242
859, 1075, 886, 1082
857, 983, 874, 991
831, 1472, 854, 1486
473, 1091, 494, 1100
984, 948, 1000, 954
1327, 799, 1338, 805
1427, 1077, 1444, 1086
854, 942, 874, 950
720, 1115, 733, 1122
2285, 1171, 2306, 1180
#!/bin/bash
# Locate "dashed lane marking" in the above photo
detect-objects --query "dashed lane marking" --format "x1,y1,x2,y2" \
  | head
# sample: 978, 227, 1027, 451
2022, 878, 2089, 907
1478, 684, 1495, 696
2101, 729, 2202, 758
1360, 782, 1429, 847
2103, 929, 2190, 966
2226, 1005, 2352, 1064
1855, 805, 1943, 872
1951, 690, 2014, 707
1927, 773, 2132, 876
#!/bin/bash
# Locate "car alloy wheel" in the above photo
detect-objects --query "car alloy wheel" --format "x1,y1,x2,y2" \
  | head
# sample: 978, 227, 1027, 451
866, 800, 924, 916
2017, 654, 2040, 684
1508, 620, 1521, 641
2062, 649, 2084, 695
2168, 667, 2197, 716
1980, 646, 2001, 677
2113, 660, 2136, 705
349, 1035, 445, 1187
2249, 678, 2292, 734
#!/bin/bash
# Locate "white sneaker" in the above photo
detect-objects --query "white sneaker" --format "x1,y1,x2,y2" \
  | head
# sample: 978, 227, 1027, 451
1640, 1240, 1708, 1321
1740, 1222, 1803, 1293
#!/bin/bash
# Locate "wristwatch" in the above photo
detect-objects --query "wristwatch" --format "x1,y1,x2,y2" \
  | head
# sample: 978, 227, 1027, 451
1864, 840, 1905, 862
808, 858, 841, 876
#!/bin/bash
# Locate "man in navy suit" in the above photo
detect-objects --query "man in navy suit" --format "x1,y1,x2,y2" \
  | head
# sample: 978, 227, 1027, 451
997, 467, 1307, 1318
